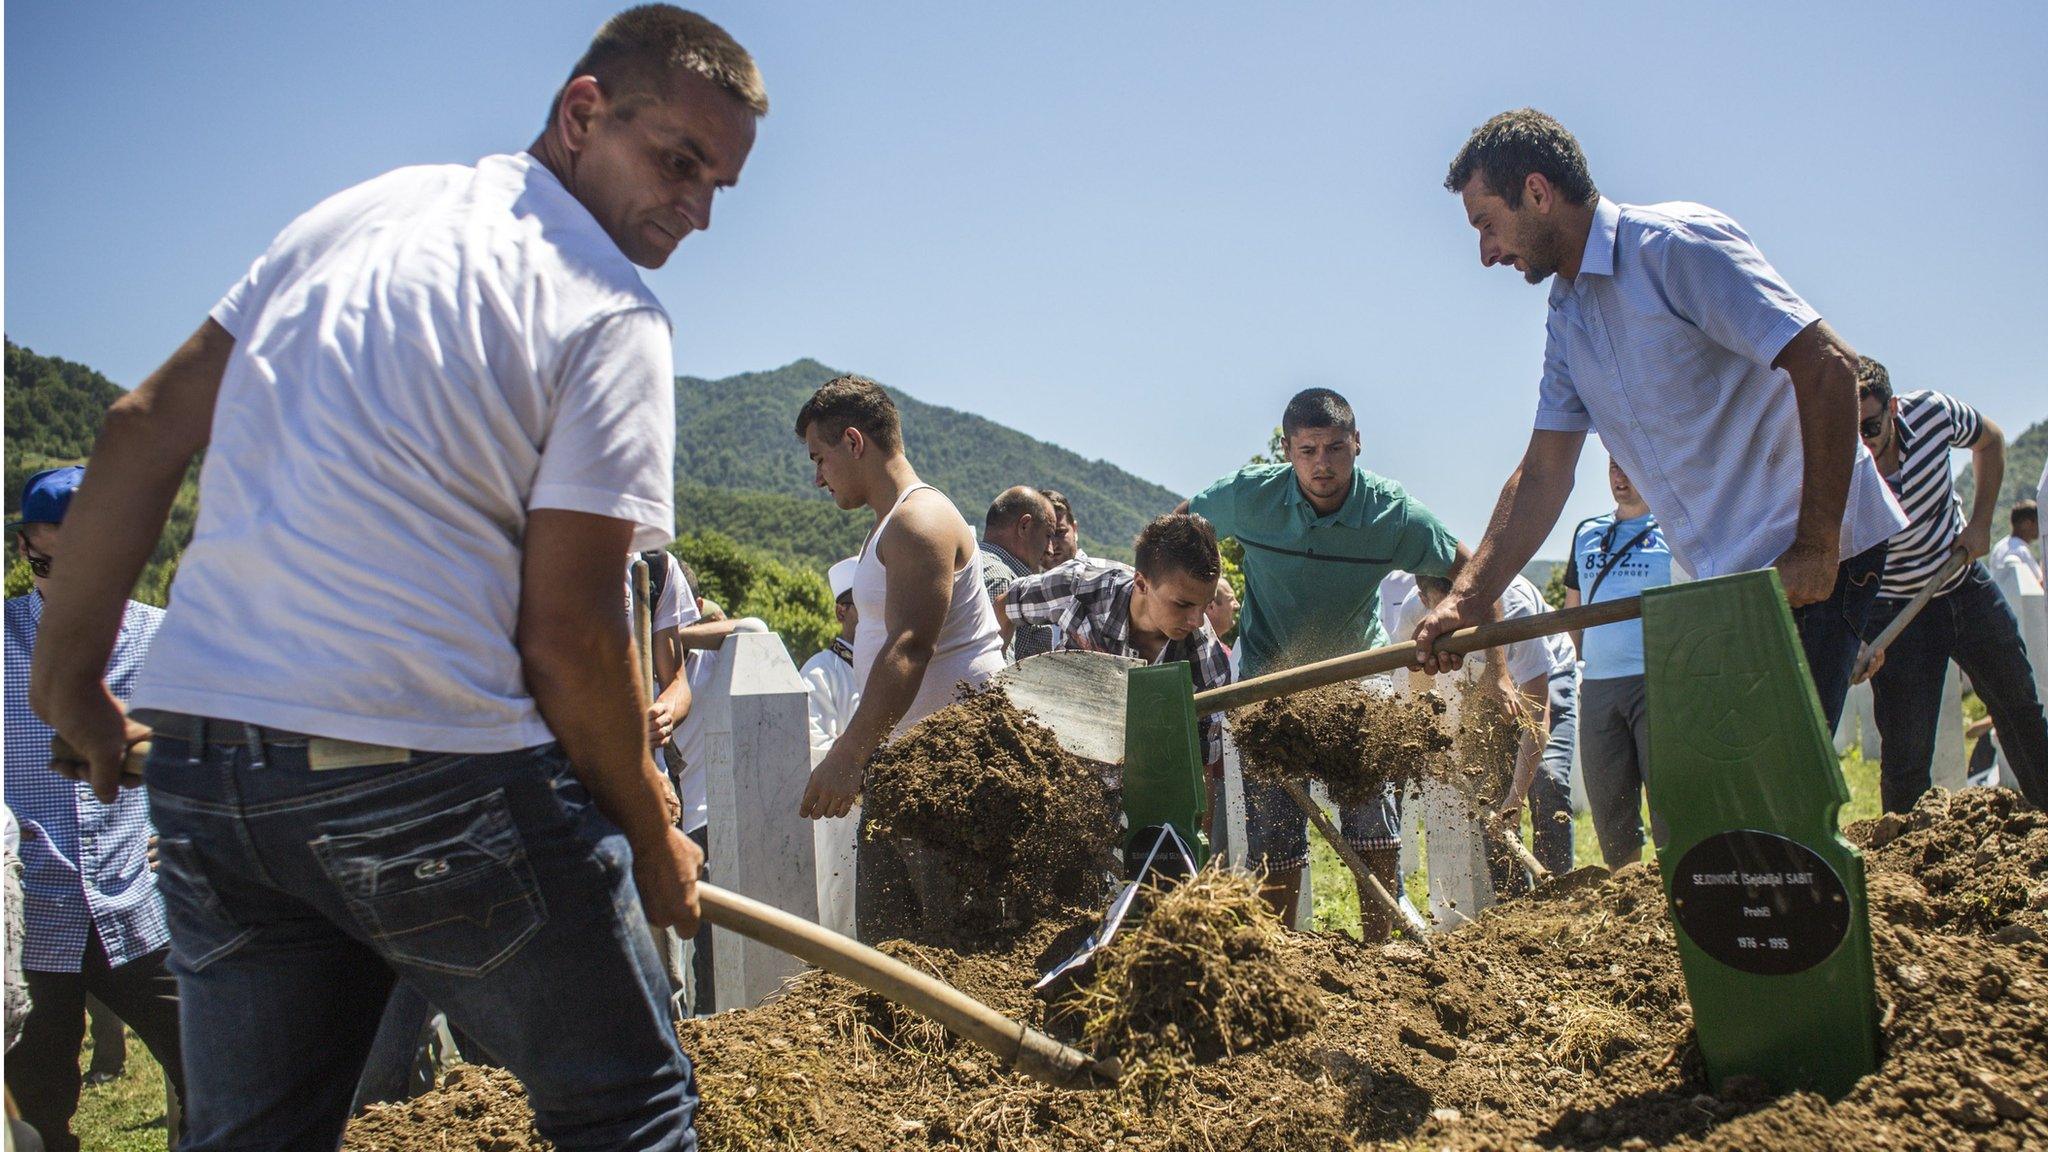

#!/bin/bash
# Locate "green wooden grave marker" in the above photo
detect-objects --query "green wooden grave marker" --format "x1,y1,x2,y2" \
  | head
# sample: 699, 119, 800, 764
1643, 570, 1879, 1098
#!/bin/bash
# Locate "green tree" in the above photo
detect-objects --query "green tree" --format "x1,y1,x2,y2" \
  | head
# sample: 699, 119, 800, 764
671, 529, 836, 663
1542, 561, 1569, 609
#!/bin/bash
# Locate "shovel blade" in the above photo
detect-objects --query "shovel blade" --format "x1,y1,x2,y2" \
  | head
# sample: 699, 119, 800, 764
991, 650, 1142, 763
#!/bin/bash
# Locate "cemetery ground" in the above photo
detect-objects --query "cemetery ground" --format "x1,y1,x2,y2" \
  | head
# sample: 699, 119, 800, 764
79, 719, 2041, 1152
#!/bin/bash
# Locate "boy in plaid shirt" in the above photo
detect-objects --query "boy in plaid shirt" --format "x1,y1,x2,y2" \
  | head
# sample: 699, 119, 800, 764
1001, 514, 1232, 806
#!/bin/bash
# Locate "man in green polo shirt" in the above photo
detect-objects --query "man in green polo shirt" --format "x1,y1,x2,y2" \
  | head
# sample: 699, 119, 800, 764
1184, 388, 1507, 937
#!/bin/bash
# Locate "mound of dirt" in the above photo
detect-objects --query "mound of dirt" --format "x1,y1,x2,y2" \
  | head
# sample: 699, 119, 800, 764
860, 691, 1120, 937
1061, 869, 1314, 1090
344, 785, 2048, 1152
1231, 683, 1452, 805
346, 1064, 548, 1152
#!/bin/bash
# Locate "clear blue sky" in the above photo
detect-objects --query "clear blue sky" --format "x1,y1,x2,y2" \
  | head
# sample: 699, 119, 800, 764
7, 1, 2044, 557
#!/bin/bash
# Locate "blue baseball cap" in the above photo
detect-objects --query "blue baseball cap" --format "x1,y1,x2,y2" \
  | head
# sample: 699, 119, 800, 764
7, 466, 87, 533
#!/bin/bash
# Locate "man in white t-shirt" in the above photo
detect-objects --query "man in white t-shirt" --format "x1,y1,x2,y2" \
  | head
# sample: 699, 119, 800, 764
800, 558, 862, 937
1401, 574, 1579, 885
1989, 501, 2042, 593
29, 10, 766, 1149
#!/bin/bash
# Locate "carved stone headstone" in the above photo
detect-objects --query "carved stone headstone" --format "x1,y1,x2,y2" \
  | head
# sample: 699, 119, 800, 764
702, 631, 817, 1010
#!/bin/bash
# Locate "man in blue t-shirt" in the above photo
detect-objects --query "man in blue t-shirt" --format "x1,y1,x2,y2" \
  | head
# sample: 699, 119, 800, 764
1563, 458, 1672, 868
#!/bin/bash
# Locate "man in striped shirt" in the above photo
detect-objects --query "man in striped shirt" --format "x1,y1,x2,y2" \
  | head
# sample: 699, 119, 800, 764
1855, 358, 2048, 813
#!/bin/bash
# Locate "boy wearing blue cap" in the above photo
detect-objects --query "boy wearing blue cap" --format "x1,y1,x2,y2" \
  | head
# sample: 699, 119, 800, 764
5, 466, 186, 1152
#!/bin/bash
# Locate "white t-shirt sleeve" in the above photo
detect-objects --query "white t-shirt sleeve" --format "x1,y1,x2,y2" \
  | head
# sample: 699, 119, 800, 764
1498, 581, 1557, 686
209, 254, 269, 340
653, 554, 693, 633
529, 307, 677, 551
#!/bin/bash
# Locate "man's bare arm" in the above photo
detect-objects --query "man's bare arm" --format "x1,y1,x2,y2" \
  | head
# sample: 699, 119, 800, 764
1770, 319, 1862, 607
520, 510, 702, 933
1958, 416, 2005, 560
996, 586, 1017, 645
648, 625, 691, 746
34, 319, 234, 800
1563, 587, 1584, 656
801, 499, 954, 820
676, 618, 741, 651
1413, 429, 1584, 671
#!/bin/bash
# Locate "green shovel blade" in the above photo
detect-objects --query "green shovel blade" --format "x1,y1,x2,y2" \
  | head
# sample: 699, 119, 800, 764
1122, 662, 1209, 867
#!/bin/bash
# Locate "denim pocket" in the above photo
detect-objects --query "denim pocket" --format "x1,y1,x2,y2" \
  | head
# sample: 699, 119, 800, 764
310, 789, 546, 977
155, 836, 256, 972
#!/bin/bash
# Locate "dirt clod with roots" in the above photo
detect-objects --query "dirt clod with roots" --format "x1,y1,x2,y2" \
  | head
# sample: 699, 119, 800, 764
347, 785, 2048, 1152
859, 690, 1121, 940
1231, 682, 1453, 806
1060, 869, 1315, 1097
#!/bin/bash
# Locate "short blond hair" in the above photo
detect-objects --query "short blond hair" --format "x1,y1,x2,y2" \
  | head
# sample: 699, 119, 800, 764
550, 5, 768, 125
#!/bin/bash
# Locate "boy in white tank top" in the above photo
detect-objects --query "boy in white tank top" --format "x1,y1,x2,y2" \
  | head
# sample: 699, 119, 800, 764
794, 376, 1004, 940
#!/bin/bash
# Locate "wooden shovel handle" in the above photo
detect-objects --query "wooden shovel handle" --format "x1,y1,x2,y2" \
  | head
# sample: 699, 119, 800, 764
48, 734, 149, 787
1853, 547, 1968, 682
1194, 596, 1642, 715
1494, 823, 1551, 883
1277, 779, 1433, 945
697, 883, 1115, 1088
46, 735, 1113, 1089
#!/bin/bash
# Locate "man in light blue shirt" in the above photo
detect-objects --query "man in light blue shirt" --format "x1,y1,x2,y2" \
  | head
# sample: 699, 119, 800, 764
4, 466, 184, 1152
1414, 108, 1906, 737
1563, 459, 1671, 869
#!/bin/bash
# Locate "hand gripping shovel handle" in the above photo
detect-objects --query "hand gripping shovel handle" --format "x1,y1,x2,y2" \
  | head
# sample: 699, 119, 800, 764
1194, 596, 1643, 715
697, 883, 1117, 1089
1276, 778, 1433, 945
48, 734, 148, 788
1853, 547, 1969, 683
51, 738, 1113, 1088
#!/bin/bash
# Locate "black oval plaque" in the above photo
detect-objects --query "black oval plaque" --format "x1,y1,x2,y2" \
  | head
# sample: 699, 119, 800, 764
1668, 830, 1851, 976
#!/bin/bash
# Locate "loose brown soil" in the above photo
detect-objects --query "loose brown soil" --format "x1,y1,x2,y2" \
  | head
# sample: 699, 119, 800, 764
860, 691, 1120, 939
1231, 683, 1453, 806
1448, 676, 1533, 810
345, 785, 2048, 1152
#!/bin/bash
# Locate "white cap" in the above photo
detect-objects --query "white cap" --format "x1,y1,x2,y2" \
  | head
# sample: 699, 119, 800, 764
828, 556, 858, 600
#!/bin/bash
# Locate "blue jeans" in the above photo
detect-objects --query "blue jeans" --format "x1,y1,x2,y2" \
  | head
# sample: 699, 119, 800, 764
1867, 563, 2048, 814
142, 720, 698, 1151
1241, 776, 1399, 873
1528, 670, 1578, 877
1792, 540, 1888, 736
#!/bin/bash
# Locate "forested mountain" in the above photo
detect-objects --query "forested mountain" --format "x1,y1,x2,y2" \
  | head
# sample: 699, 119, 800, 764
676, 359, 1184, 565
3, 341, 195, 603
3, 342, 1193, 657
1959, 416, 2048, 530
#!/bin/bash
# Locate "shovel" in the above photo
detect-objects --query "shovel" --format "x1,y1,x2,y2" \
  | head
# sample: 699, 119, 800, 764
994, 598, 1641, 930
51, 736, 1116, 1090
995, 596, 1643, 759
1852, 547, 1968, 684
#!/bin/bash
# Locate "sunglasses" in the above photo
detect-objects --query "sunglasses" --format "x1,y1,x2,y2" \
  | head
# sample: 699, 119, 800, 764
1859, 412, 1888, 441
20, 544, 52, 579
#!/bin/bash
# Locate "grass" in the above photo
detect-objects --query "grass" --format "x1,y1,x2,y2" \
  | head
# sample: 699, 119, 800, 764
1311, 744, 1890, 938
66, 1028, 173, 1152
